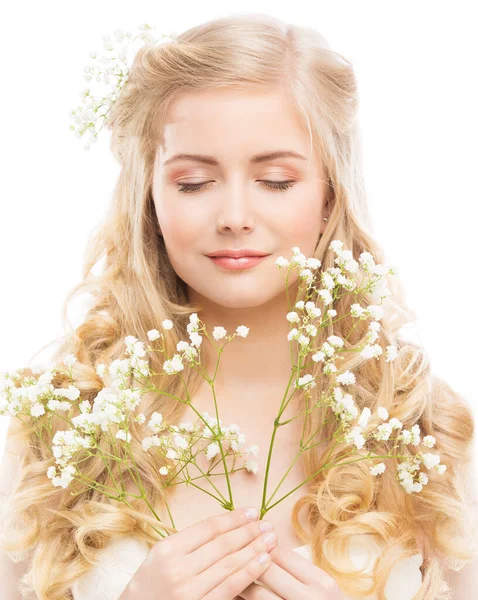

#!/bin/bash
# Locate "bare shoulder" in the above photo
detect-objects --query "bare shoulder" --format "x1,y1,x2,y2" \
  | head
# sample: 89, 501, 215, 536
0, 417, 30, 597
442, 454, 478, 598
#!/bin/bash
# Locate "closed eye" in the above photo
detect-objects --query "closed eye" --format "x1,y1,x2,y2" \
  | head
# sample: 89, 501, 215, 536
177, 180, 296, 193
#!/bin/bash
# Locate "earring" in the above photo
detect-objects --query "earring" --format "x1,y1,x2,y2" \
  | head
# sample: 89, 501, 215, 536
323, 217, 328, 221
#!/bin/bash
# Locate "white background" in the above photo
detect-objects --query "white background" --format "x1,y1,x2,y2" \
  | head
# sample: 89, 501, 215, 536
1, 2, 477, 469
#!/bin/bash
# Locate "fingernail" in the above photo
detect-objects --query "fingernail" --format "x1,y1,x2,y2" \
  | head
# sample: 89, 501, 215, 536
244, 507, 259, 520
256, 552, 271, 564
259, 520, 274, 532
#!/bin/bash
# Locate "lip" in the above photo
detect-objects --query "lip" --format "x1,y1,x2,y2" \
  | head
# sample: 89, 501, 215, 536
208, 255, 269, 270
206, 249, 270, 258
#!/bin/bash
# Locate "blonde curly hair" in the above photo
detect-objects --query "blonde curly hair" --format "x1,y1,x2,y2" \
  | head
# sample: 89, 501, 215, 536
1, 12, 476, 600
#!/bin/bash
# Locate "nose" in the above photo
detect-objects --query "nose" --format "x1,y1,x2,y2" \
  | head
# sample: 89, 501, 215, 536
216, 179, 256, 234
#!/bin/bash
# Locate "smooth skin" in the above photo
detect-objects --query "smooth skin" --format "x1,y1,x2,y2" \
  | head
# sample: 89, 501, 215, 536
118, 506, 277, 600
119, 506, 343, 600
147, 86, 344, 598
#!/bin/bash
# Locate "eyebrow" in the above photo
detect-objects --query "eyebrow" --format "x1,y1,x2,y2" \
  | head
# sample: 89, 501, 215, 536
163, 150, 308, 167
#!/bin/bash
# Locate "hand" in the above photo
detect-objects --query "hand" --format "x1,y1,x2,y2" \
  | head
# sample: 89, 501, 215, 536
236, 544, 345, 599
118, 506, 278, 600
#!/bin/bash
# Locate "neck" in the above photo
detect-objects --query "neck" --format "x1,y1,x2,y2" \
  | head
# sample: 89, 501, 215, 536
187, 285, 300, 418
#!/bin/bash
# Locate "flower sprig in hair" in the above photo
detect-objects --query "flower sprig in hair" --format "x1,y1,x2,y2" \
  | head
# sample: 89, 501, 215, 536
68, 23, 175, 151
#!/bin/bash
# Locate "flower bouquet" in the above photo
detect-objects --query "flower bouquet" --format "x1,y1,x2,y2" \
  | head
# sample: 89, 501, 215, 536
0, 240, 446, 538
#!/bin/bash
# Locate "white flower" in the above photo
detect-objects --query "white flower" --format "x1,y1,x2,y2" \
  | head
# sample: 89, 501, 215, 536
367, 305, 384, 321
244, 459, 259, 474
318, 289, 333, 305
290, 252, 307, 269
360, 344, 383, 359
275, 256, 289, 268
63, 354, 78, 368
236, 325, 249, 338
336, 370, 355, 385
421, 453, 441, 470
375, 422, 393, 441
51, 465, 77, 489
358, 407, 371, 428
295, 300, 305, 310
189, 313, 199, 326
116, 430, 132, 442
159, 466, 169, 475
287, 328, 300, 341
369, 462, 386, 476
298, 335, 310, 347
148, 412, 164, 433
96, 363, 107, 378
327, 335, 344, 348
189, 332, 202, 347
322, 272, 335, 290
350, 303, 366, 318
31, 403, 45, 417
162, 319, 173, 330
345, 426, 366, 450
205, 442, 220, 460
70, 25, 171, 150
147, 329, 161, 341
163, 354, 184, 375
177, 340, 191, 352
295, 374, 316, 390
306, 257, 321, 269
343, 258, 359, 273
312, 351, 325, 362
386, 344, 398, 362
388, 417, 403, 430
142, 436, 159, 452
422, 435, 436, 448
299, 268, 314, 283
330, 240, 344, 253
213, 326, 227, 340
166, 448, 178, 460
286, 311, 300, 323
359, 252, 376, 272
134, 412, 146, 424
245, 444, 259, 456
377, 406, 389, 420
305, 302, 322, 318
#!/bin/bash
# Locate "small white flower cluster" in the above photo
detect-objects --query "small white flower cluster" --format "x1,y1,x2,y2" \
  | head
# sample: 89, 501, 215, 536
144, 412, 260, 477
0, 237, 444, 512
331, 397, 446, 494
159, 313, 249, 376
69, 24, 176, 150
276, 241, 397, 393
274, 241, 445, 494
0, 359, 80, 419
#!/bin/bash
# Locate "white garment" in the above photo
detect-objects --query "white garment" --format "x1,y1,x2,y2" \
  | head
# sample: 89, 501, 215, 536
71, 534, 423, 600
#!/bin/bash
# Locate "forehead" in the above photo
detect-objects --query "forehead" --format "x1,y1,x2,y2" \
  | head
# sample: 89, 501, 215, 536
158, 87, 312, 164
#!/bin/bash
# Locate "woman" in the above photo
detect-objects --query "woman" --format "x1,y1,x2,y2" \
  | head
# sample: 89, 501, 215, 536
1, 13, 477, 600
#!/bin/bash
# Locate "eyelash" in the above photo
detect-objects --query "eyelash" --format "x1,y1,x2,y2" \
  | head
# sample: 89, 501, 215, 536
177, 180, 296, 193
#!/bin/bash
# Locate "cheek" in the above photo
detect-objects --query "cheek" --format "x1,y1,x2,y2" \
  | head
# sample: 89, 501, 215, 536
158, 200, 207, 251
278, 200, 322, 254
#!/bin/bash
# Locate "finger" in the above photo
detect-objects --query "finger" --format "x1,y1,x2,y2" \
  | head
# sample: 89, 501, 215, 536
168, 506, 259, 555
255, 558, 310, 599
202, 549, 275, 600
268, 545, 335, 587
189, 519, 275, 576
259, 546, 337, 598
239, 580, 284, 598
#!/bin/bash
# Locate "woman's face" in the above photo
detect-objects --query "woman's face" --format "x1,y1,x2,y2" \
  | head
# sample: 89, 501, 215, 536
152, 86, 328, 309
